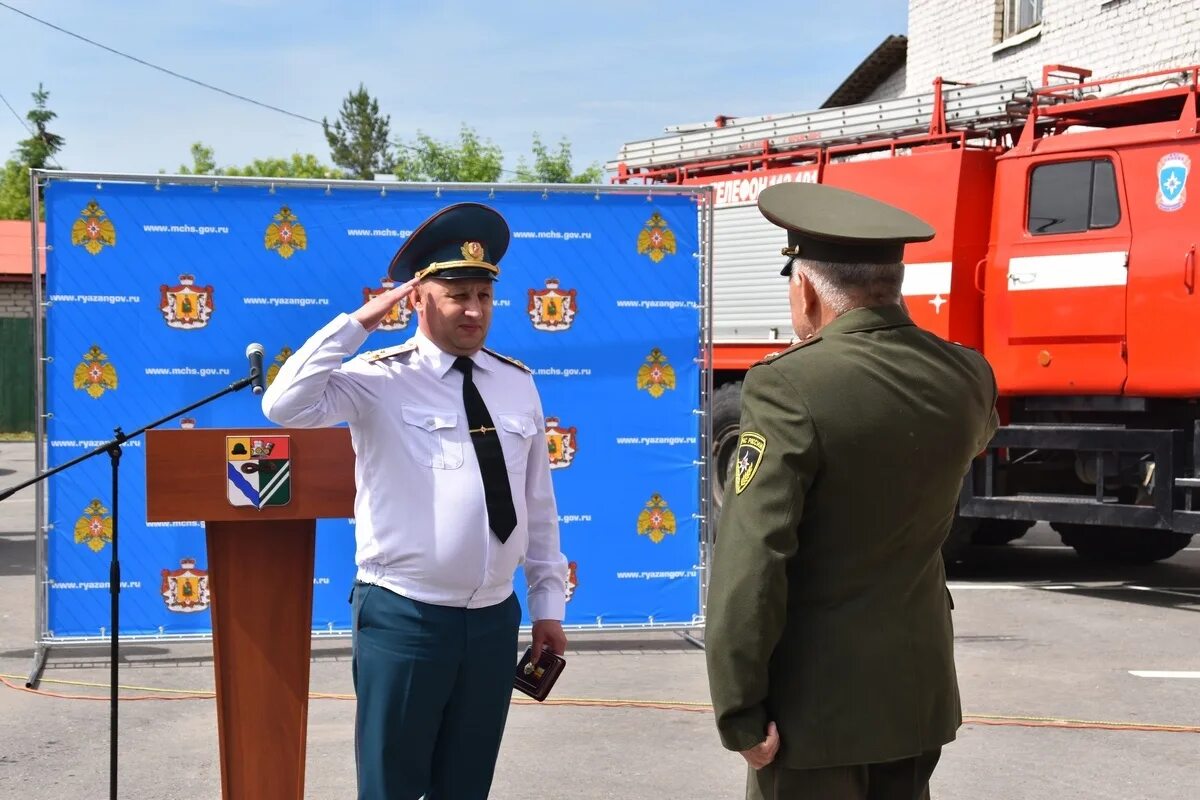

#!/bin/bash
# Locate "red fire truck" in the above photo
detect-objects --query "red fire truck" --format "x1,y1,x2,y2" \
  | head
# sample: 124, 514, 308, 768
611, 64, 1200, 563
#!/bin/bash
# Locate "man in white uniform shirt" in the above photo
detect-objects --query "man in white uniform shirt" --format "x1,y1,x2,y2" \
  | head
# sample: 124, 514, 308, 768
262, 202, 568, 800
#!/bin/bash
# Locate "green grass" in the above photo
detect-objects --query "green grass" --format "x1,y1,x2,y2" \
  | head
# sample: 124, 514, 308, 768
0, 432, 34, 441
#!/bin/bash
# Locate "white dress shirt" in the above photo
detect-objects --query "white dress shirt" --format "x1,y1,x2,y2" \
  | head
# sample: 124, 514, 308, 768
261, 312, 568, 621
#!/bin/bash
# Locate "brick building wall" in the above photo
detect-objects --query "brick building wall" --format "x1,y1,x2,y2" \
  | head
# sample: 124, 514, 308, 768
0, 281, 34, 319
906, 0, 1200, 95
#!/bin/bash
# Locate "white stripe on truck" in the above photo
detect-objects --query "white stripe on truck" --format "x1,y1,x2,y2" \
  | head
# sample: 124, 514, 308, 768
901, 261, 952, 296
1007, 251, 1128, 291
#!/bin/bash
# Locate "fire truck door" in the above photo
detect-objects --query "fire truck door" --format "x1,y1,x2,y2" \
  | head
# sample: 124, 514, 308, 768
994, 153, 1130, 394
1124, 144, 1200, 396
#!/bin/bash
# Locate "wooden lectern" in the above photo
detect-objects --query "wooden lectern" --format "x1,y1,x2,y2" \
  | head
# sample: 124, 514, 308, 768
146, 427, 356, 800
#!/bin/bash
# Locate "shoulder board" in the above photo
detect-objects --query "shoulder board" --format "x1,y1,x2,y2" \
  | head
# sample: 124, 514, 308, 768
362, 341, 417, 363
483, 347, 532, 373
752, 335, 823, 367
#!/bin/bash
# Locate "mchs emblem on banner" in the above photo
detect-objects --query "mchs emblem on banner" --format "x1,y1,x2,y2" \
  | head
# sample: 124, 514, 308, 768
636, 348, 676, 399
71, 199, 116, 255
264, 205, 307, 259
226, 435, 291, 508
267, 346, 293, 387
73, 345, 118, 399
637, 493, 677, 544
636, 211, 676, 263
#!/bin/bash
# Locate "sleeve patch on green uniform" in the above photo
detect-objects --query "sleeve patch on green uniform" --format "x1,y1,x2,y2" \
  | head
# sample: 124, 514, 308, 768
734, 431, 767, 494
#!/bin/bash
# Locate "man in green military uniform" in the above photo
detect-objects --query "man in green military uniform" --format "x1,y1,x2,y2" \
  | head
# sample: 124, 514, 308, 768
704, 182, 999, 799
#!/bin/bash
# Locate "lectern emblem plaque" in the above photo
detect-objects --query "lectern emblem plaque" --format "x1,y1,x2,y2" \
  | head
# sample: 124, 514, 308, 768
226, 435, 292, 509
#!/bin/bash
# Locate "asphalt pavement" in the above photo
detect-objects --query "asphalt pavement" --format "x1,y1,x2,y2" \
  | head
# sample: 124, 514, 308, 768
1, 441, 1197, 799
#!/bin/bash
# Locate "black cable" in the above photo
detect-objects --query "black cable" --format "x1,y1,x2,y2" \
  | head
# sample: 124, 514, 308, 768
0, 1, 323, 126
0, 1, 542, 179
0, 90, 28, 131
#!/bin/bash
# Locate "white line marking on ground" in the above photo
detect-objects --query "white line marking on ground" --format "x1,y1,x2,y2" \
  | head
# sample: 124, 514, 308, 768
1125, 585, 1200, 600
1012, 545, 1200, 552
1129, 671, 1200, 679
1011, 545, 1076, 550
946, 583, 1024, 590
945, 582, 1200, 595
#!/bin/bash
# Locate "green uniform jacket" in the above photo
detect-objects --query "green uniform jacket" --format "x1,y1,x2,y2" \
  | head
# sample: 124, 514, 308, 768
705, 304, 998, 770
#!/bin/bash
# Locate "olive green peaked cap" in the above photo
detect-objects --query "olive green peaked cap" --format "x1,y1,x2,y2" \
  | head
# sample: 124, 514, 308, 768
757, 183, 936, 275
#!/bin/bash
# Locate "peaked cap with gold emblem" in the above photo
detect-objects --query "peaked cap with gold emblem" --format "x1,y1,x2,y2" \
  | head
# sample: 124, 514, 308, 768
758, 183, 935, 276
388, 202, 510, 283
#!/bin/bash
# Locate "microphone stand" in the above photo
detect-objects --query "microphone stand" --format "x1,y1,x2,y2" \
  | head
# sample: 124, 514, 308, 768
0, 368, 262, 800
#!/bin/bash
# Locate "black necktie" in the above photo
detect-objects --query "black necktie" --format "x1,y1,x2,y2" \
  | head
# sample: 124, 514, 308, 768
452, 356, 517, 543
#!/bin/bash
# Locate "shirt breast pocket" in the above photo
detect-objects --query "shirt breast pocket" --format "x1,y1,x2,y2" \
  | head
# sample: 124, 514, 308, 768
497, 413, 538, 473
399, 405, 463, 470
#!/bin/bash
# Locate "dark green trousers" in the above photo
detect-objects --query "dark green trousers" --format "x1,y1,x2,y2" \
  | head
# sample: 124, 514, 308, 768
747, 749, 942, 800
351, 582, 521, 800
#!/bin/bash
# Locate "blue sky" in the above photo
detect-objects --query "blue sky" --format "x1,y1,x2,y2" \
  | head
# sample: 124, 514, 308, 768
0, 1, 909, 178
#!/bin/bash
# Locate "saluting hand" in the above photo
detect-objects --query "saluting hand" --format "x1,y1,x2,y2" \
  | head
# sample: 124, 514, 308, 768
740, 721, 780, 770
353, 277, 420, 332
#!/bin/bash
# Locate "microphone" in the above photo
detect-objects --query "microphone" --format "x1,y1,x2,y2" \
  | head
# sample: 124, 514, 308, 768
246, 343, 266, 395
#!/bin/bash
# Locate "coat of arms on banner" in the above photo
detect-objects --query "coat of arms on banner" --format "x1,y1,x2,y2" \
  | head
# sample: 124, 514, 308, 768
636, 348, 676, 399
527, 278, 578, 331
636, 211, 676, 263
73, 345, 118, 399
226, 435, 292, 509
637, 493, 677, 544
74, 499, 113, 553
545, 417, 577, 469
363, 278, 413, 331
565, 561, 578, 602
70, 200, 116, 255
160, 558, 210, 613
264, 205, 307, 258
1157, 152, 1191, 211
267, 346, 293, 387
160, 274, 215, 329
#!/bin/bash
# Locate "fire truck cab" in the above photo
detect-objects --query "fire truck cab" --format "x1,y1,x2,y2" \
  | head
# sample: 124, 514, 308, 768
612, 64, 1200, 563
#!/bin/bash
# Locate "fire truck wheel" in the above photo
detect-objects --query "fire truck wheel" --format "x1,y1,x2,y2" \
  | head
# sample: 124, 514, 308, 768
1054, 524, 1193, 564
971, 519, 1034, 546
710, 381, 743, 525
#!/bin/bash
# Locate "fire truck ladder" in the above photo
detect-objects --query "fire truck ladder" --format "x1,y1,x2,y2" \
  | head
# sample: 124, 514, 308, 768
608, 77, 1033, 172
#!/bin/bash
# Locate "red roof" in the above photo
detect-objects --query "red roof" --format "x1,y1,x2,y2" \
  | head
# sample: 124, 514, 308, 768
0, 219, 44, 280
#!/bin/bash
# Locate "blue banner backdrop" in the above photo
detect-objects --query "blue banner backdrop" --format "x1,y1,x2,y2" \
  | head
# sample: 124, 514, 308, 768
41, 178, 704, 637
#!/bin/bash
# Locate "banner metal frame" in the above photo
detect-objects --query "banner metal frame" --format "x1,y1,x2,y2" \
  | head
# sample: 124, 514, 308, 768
24, 170, 715, 683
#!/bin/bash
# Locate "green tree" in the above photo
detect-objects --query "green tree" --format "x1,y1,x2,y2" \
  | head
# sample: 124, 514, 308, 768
0, 84, 66, 220
0, 160, 29, 219
16, 83, 65, 170
393, 125, 503, 182
177, 142, 218, 175
514, 134, 602, 184
323, 84, 395, 179
235, 153, 343, 179
174, 142, 342, 179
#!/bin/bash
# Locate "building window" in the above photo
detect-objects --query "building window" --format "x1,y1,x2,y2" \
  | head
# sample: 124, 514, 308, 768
1028, 159, 1121, 235
1003, 0, 1043, 39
